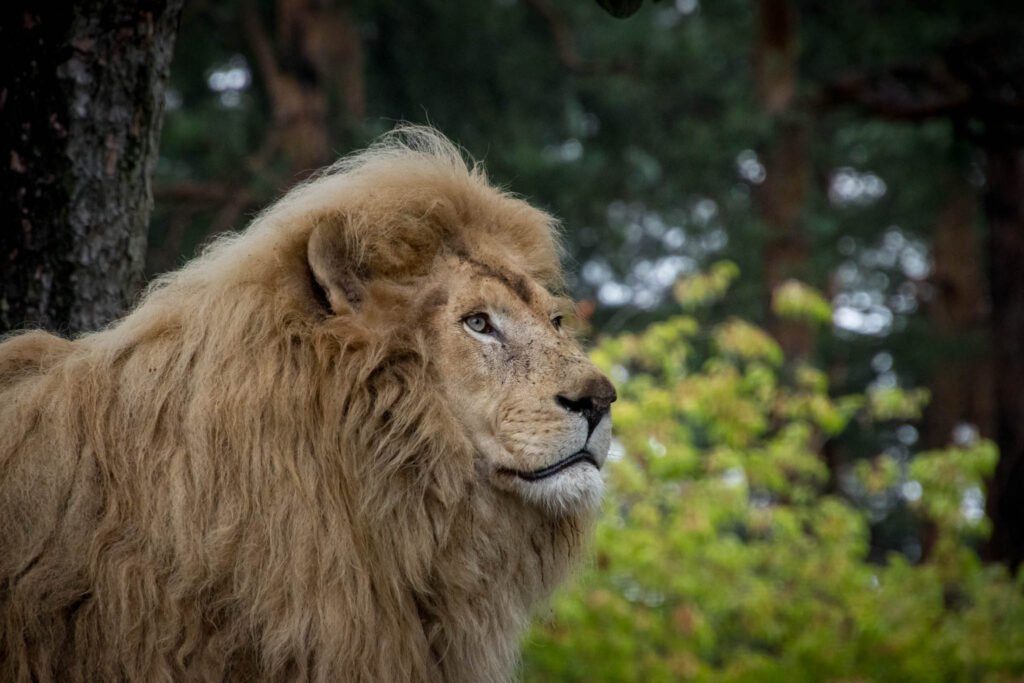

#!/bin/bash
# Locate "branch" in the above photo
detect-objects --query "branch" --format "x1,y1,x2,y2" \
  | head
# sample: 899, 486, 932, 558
820, 23, 1024, 146
822, 62, 971, 121
593, 0, 643, 19
241, 0, 290, 109
155, 131, 281, 206
156, 129, 283, 238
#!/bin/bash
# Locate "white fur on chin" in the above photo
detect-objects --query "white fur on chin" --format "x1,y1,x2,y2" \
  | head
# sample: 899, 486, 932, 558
515, 464, 606, 516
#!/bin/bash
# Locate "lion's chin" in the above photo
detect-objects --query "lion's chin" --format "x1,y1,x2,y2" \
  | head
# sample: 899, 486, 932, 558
509, 463, 605, 516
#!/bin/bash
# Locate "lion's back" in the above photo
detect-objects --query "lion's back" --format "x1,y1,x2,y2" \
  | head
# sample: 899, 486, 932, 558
0, 331, 78, 516
0, 331, 119, 679
0, 329, 73, 383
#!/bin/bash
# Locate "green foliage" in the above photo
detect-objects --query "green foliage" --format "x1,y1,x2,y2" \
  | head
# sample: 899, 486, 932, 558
673, 261, 741, 311
910, 443, 998, 542
867, 386, 931, 422
522, 276, 1024, 682
771, 280, 832, 326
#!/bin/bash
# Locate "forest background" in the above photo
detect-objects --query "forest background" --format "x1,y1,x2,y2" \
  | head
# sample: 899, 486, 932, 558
3, 0, 1024, 679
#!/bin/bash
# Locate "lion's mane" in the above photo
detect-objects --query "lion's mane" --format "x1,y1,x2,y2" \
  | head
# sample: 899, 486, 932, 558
0, 129, 587, 682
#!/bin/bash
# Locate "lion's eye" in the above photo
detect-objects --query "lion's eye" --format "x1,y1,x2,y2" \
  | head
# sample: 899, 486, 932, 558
464, 313, 495, 335
551, 315, 563, 331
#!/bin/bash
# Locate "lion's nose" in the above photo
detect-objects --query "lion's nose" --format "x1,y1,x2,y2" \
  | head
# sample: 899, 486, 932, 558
555, 376, 617, 435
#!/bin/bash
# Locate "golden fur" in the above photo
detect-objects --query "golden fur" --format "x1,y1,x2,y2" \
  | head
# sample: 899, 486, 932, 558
0, 128, 614, 681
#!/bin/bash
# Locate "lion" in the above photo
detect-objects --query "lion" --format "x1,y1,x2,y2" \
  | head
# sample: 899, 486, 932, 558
0, 127, 615, 682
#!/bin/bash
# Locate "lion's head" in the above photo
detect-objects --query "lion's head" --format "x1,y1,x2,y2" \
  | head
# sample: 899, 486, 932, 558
304, 130, 615, 516
429, 253, 616, 513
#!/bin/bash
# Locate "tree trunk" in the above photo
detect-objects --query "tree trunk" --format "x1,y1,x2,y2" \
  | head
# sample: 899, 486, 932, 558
244, 0, 365, 174
983, 146, 1024, 571
922, 181, 994, 448
0, 0, 184, 336
753, 0, 812, 359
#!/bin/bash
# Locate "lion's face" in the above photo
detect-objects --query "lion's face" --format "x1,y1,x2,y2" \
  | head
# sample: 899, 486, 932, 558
429, 253, 616, 515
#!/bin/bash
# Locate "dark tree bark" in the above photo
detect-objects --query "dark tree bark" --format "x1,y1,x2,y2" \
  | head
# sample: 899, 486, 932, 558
0, 0, 184, 336
983, 147, 1024, 571
753, 0, 813, 359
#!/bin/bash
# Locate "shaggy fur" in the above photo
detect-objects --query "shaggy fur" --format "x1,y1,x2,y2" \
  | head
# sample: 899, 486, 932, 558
0, 128, 611, 682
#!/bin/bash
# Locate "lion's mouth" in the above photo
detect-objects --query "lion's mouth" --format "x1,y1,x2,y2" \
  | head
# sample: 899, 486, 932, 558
499, 450, 599, 482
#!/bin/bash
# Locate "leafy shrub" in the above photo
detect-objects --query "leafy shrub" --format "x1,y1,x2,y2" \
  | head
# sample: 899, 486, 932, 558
522, 273, 1024, 682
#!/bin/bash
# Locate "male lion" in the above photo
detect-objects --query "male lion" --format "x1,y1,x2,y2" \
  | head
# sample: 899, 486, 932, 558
0, 127, 615, 682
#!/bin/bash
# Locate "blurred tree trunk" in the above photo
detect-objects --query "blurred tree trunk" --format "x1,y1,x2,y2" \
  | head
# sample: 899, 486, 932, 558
753, 0, 812, 359
922, 182, 994, 448
243, 0, 364, 174
983, 147, 1024, 571
0, 0, 184, 335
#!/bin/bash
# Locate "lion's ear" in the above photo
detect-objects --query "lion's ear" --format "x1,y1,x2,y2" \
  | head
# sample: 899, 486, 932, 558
307, 221, 367, 315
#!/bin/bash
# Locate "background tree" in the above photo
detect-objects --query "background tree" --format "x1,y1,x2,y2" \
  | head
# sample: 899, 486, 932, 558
0, 0, 184, 335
